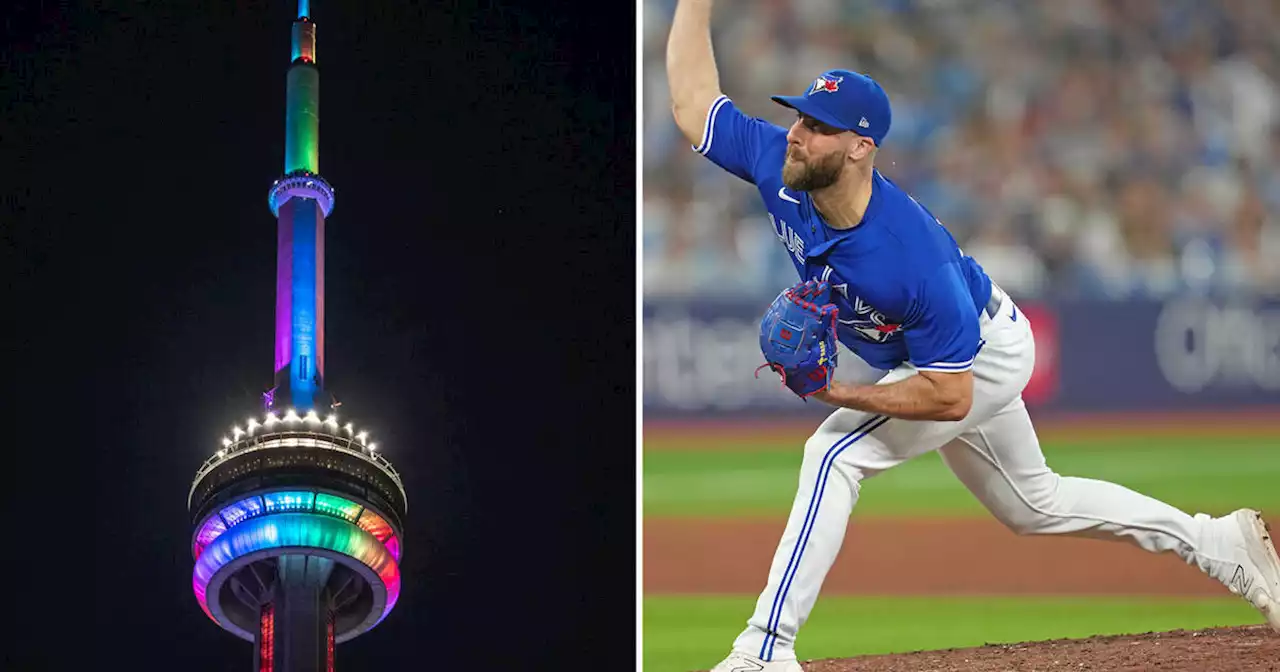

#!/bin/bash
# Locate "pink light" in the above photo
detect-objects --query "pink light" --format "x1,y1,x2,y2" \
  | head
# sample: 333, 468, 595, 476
274, 211, 295, 375
316, 213, 325, 383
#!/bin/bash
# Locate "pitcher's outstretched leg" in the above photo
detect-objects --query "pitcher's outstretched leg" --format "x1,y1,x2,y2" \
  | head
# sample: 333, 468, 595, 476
721, 412, 887, 665
939, 400, 1280, 632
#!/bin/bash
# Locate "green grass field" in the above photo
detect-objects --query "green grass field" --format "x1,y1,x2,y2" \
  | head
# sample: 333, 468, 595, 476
643, 430, 1280, 671
643, 595, 1264, 672
644, 434, 1280, 518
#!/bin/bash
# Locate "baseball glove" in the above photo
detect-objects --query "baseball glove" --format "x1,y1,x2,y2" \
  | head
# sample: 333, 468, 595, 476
756, 279, 839, 399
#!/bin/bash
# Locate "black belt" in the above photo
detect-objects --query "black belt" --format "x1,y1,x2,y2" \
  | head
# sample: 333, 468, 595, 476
984, 283, 1007, 319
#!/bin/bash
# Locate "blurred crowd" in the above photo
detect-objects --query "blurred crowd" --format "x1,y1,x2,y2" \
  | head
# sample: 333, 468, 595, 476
642, 0, 1280, 301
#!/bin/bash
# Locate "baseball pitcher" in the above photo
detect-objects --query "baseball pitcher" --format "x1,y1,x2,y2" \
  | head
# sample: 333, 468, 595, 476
664, 1, 1280, 670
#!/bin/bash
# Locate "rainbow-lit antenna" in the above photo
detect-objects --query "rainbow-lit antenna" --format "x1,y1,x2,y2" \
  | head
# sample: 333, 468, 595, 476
269, 0, 331, 412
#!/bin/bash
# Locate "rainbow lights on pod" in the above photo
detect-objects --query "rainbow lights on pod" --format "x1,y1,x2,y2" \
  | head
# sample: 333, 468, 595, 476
192, 513, 401, 629
221, 495, 266, 527
355, 508, 393, 541
195, 516, 228, 551
315, 493, 362, 522
265, 491, 315, 514
193, 490, 401, 563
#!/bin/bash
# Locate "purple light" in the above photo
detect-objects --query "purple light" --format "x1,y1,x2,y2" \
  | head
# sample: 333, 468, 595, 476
274, 215, 294, 376
271, 194, 327, 410
220, 495, 265, 527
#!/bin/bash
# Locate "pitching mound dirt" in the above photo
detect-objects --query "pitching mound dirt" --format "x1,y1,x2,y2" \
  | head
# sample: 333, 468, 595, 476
780, 625, 1280, 672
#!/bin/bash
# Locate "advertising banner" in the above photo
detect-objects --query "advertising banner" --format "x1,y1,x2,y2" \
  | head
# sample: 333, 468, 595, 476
642, 297, 1280, 419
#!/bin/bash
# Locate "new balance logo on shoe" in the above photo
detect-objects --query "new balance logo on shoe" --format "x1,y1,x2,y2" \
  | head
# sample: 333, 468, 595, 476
1230, 565, 1254, 596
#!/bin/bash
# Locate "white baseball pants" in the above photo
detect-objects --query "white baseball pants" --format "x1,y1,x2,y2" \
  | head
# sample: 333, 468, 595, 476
734, 291, 1222, 662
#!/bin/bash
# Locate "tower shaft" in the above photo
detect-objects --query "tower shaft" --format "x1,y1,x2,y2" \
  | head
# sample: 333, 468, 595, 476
270, 0, 333, 412
253, 555, 337, 672
273, 198, 325, 410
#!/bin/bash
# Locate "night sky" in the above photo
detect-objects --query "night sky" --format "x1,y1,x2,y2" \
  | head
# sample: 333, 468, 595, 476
7, 1, 633, 668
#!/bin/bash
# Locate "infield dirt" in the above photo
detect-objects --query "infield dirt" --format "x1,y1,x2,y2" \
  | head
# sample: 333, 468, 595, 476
644, 517, 1279, 595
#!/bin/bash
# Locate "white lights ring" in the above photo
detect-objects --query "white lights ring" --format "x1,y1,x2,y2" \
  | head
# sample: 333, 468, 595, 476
190, 409, 404, 511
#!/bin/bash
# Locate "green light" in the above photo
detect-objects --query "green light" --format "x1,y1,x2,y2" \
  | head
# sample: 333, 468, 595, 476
314, 493, 362, 522
285, 66, 320, 174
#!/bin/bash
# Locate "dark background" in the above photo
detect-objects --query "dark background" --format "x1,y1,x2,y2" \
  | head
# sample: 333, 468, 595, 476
5, 0, 634, 668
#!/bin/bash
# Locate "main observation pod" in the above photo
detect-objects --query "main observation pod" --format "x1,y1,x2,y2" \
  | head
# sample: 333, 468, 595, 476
188, 409, 408, 647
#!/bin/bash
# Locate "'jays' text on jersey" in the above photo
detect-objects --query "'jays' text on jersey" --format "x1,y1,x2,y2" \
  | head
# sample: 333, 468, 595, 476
694, 95, 994, 373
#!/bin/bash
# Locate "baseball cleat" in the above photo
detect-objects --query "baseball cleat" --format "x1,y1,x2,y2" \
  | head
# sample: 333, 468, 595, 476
1212, 509, 1280, 632
709, 650, 804, 672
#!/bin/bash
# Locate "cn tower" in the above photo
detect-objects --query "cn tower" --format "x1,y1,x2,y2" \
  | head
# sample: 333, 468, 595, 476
188, 2, 407, 670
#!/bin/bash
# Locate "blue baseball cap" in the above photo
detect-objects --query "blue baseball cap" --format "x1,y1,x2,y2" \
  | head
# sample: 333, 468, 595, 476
771, 70, 892, 146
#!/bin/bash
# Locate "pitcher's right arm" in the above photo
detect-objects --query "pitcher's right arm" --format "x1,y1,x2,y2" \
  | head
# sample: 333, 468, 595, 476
666, 0, 723, 147
666, 0, 786, 185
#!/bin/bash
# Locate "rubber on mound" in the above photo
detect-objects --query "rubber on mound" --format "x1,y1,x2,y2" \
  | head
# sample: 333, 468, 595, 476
762, 626, 1280, 672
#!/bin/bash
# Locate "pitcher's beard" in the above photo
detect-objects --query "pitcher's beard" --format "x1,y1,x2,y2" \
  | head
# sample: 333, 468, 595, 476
782, 150, 845, 191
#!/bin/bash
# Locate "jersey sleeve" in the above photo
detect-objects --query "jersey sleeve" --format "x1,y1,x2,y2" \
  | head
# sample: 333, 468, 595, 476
691, 95, 786, 185
901, 263, 983, 373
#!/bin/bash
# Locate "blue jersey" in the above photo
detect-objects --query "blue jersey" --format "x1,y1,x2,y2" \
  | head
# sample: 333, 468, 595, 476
694, 95, 993, 373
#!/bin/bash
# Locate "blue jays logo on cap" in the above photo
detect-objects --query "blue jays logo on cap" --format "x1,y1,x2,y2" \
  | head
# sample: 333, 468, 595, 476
808, 75, 843, 95
771, 69, 894, 146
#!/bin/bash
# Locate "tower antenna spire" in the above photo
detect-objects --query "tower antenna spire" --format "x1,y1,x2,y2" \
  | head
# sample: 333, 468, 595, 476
269, 0, 330, 411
